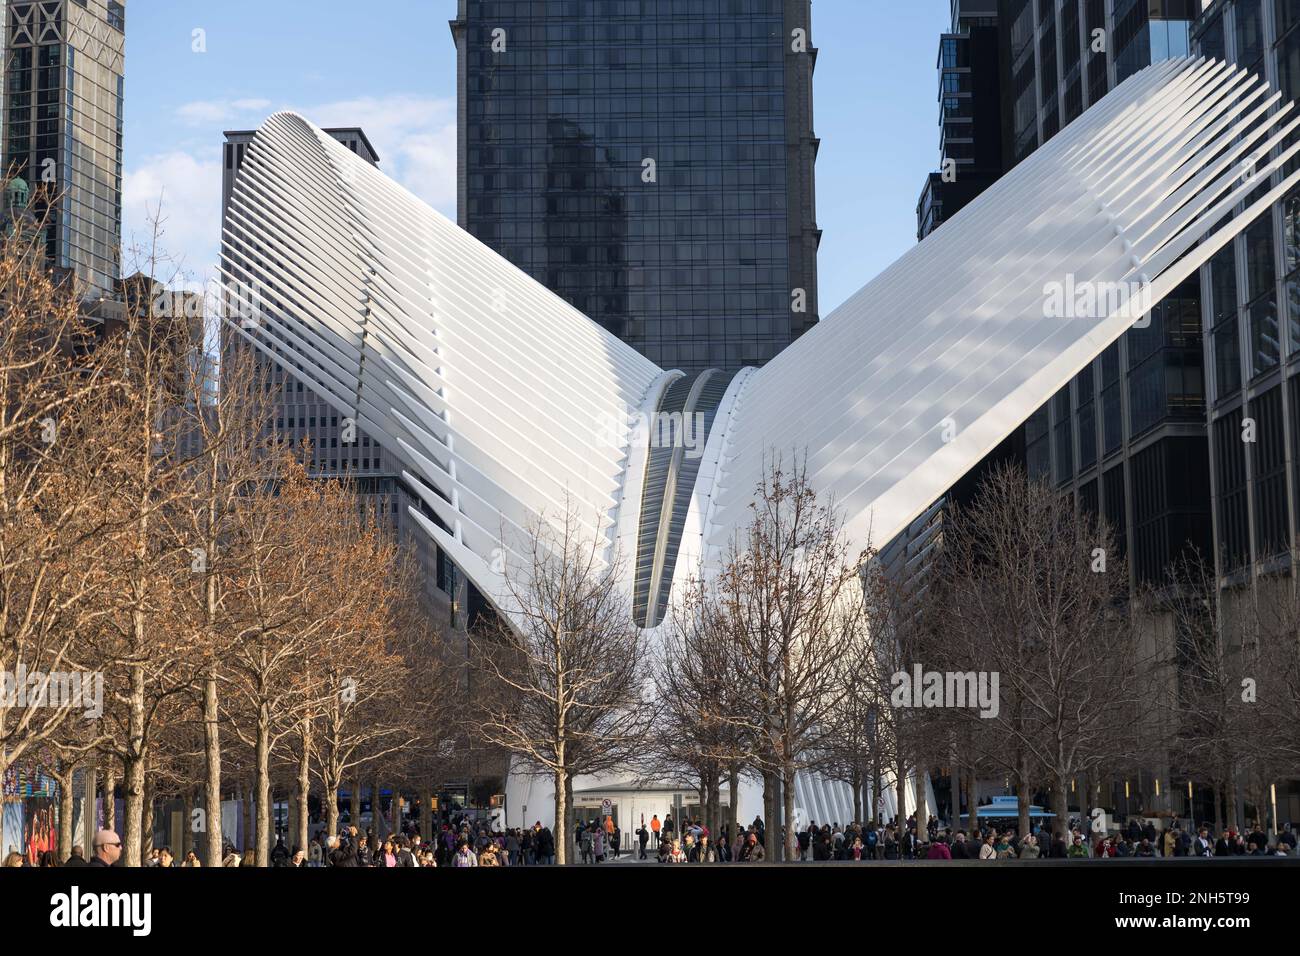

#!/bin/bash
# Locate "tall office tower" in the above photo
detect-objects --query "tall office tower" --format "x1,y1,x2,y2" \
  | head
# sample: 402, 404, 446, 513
450, 0, 820, 373
901, 0, 1204, 825
1004, 0, 1206, 594
908, 0, 1207, 598
1189, 0, 1300, 829
221, 127, 468, 628
916, 0, 1006, 240
1193, 0, 1294, 589
1, 0, 126, 301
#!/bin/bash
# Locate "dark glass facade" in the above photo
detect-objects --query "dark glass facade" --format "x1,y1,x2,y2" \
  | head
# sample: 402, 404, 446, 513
2, 0, 125, 297
911, 0, 1209, 590
917, 1, 1004, 240
452, 0, 819, 373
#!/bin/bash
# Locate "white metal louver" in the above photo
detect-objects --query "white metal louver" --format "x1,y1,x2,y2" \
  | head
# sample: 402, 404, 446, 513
221, 58, 1300, 621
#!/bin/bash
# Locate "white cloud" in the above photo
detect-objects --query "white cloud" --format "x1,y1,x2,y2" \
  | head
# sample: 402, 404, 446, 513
121, 149, 222, 286
176, 97, 273, 126
125, 94, 458, 292
301, 95, 457, 215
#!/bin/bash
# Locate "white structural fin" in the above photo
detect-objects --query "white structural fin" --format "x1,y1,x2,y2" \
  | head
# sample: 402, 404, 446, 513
221, 58, 1300, 617
707, 57, 1300, 565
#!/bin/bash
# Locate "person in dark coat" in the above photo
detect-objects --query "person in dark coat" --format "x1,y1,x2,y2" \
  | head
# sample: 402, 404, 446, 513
89, 830, 121, 867
328, 828, 360, 867
63, 845, 88, 867
1049, 833, 1068, 858
534, 825, 555, 864
270, 836, 290, 866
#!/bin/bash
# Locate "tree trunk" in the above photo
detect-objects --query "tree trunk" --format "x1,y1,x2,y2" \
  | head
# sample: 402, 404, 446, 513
851, 772, 863, 825
122, 662, 147, 866
57, 765, 75, 862
349, 780, 360, 833
182, 789, 194, 857
782, 765, 797, 862
140, 775, 155, 859
699, 772, 710, 840
762, 770, 774, 853
241, 779, 253, 852
297, 718, 311, 850
915, 768, 929, 837
710, 777, 722, 843
203, 672, 223, 868
103, 763, 117, 832
324, 779, 338, 844
255, 701, 271, 866
949, 761, 960, 832
1017, 752, 1032, 838
965, 766, 978, 836
1051, 777, 1070, 839
727, 764, 739, 842
553, 768, 568, 865
895, 754, 907, 830
872, 753, 883, 827
371, 778, 381, 839
564, 775, 575, 855
51, 764, 77, 858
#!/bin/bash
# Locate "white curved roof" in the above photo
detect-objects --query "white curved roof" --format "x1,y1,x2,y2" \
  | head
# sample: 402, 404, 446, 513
221, 58, 1300, 617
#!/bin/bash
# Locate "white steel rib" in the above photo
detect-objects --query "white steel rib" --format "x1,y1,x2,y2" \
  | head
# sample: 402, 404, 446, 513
221, 58, 1300, 622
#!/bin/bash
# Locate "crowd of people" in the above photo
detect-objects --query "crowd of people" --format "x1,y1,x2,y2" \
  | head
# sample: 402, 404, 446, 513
579, 810, 1300, 863
1, 816, 557, 868
7, 811, 1295, 867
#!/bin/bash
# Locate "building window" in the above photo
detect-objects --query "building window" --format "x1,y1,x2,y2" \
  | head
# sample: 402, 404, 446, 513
1026, 405, 1050, 481
1250, 387, 1287, 558
107, 2, 125, 32
1053, 387, 1073, 485
1213, 409, 1250, 570
1103, 464, 1127, 560
1248, 297, 1280, 377
1214, 316, 1242, 398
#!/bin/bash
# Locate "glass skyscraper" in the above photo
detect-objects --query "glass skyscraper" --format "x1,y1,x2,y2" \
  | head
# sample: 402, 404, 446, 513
451, 0, 819, 373
2, 0, 126, 298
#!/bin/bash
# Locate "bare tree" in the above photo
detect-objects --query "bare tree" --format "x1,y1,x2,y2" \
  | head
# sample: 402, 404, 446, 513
714, 454, 867, 861
650, 575, 750, 841
168, 334, 280, 864
939, 465, 1150, 838
306, 512, 426, 841
0, 224, 125, 783
222, 461, 361, 864
470, 507, 651, 864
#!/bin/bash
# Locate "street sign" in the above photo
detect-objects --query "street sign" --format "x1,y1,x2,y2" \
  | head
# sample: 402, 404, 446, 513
601, 798, 612, 817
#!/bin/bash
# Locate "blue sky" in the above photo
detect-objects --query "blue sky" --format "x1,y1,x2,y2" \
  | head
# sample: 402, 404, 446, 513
123, 0, 947, 313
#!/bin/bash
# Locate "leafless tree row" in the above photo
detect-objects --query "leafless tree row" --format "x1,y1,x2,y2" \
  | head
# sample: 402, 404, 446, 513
1, 224, 457, 866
